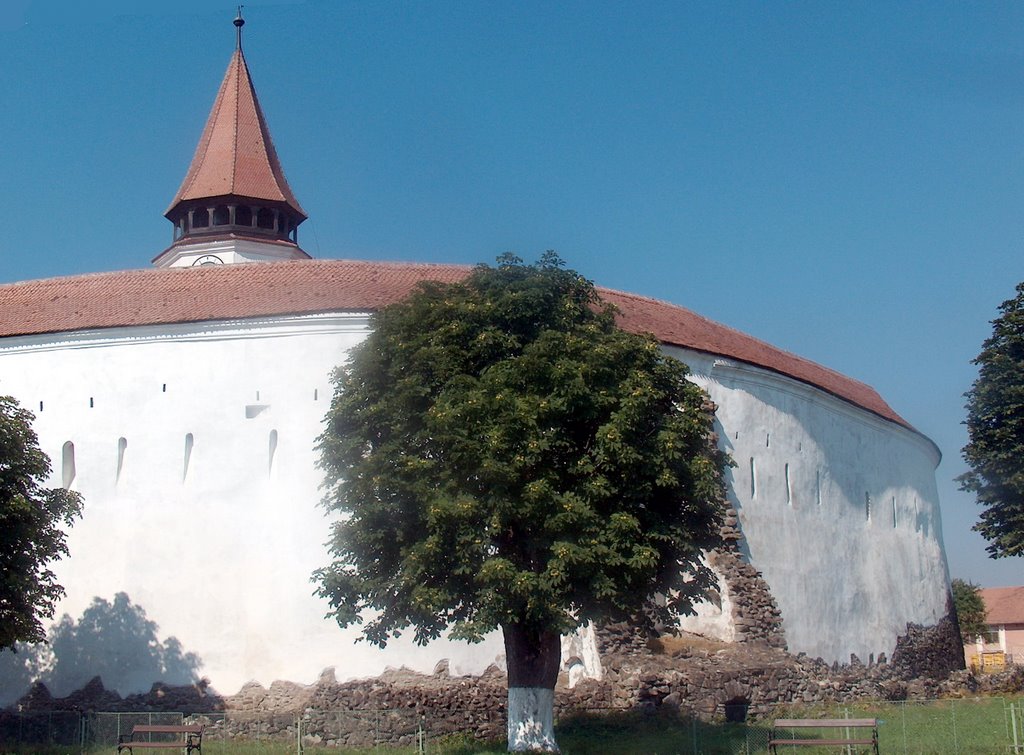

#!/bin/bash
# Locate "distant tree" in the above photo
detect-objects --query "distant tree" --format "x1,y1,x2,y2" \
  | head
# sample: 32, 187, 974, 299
44, 592, 202, 696
951, 578, 987, 644
0, 396, 83, 650
960, 282, 1024, 558
316, 254, 728, 752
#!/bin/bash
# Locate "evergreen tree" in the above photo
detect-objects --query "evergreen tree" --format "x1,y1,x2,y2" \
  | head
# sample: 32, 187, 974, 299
960, 282, 1024, 558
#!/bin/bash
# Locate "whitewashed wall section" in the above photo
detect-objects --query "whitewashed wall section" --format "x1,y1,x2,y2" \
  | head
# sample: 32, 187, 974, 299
672, 347, 950, 664
0, 313, 505, 695
0, 316, 950, 695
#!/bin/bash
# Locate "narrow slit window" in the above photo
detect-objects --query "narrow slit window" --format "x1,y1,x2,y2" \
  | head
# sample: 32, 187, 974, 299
162, 383, 167, 393
39, 401, 44, 412
89, 397, 94, 408
314, 388, 318, 401
62, 441, 76, 489
865, 492, 871, 523
816, 470, 822, 506
892, 496, 898, 528
785, 463, 792, 506
765, 433, 771, 448
749, 457, 757, 499
256, 390, 260, 401
116, 437, 127, 483
268, 429, 278, 476
183, 433, 194, 481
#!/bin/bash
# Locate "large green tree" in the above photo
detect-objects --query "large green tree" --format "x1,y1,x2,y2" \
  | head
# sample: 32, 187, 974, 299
0, 396, 83, 650
951, 578, 987, 645
960, 282, 1024, 558
316, 254, 728, 752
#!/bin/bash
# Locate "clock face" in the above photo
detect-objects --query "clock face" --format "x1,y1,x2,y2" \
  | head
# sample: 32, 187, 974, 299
193, 255, 224, 267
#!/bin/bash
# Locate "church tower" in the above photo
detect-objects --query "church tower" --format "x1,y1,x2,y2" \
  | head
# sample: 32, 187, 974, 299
154, 10, 310, 268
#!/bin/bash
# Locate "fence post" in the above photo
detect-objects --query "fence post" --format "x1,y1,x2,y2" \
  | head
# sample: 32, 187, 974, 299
1007, 696, 1015, 749
951, 698, 958, 754
843, 706, 853, 755
901, 700, 908, 755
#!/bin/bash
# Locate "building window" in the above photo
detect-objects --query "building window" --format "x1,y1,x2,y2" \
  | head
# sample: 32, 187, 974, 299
269, 430, 278, 476
257, 207, 275, 229
749, 457, 756, 499
865, 492, 871, 523
785, 463, 792, 506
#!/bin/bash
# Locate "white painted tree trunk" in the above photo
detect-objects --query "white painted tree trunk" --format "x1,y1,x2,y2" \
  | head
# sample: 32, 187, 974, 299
507, 686, 558, 752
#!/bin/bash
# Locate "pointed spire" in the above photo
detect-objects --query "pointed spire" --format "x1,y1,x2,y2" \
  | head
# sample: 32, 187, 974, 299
158, 11, 309, 267
235, 5, 245, 51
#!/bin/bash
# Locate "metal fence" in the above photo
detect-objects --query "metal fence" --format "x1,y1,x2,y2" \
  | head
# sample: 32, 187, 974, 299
0, 698, 1022, 753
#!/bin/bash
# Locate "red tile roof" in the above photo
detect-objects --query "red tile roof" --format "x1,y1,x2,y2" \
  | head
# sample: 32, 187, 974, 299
0, 259, 918, 435
165, 48, 305, 218
980, 587, 1024, 626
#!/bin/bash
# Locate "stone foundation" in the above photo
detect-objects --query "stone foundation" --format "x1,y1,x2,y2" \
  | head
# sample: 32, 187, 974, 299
4, 610, 988, 749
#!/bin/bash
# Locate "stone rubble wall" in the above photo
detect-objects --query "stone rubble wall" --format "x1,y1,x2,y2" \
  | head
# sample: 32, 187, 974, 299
595, 498, 786, 657
708, 505, 786, 649
5, 608, 981, 749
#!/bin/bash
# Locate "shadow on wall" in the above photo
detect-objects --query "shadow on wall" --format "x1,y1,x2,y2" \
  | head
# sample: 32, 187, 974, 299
0, 592, 202, 707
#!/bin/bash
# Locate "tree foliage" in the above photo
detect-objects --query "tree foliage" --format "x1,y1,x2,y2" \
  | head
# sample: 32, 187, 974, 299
960, 282, 1024, 558
0, 396, 83, 650
951, 578, 987, 644
315, 253, 729, 649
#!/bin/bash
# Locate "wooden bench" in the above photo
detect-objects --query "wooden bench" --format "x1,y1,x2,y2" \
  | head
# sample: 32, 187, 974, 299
116, 724, 204, 754
769, 718, 879, 754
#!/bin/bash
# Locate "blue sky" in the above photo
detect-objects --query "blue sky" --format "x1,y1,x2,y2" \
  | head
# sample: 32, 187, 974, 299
2, 1, 1021, 587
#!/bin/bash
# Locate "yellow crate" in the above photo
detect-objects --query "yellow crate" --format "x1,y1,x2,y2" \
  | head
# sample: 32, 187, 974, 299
980, 651, 1006, 673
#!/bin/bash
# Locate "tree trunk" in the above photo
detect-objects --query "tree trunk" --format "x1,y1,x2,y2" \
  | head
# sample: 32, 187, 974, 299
503, 623, 561, 752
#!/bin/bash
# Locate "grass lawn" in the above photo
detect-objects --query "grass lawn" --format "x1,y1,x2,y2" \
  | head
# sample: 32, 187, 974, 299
1, 697, 1019, 753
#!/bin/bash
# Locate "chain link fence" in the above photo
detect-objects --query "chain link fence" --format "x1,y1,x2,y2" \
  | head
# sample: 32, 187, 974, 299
0, 698, 1022, 753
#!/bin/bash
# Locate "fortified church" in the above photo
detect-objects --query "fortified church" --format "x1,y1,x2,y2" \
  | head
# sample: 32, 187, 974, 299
0, 16, 955, 700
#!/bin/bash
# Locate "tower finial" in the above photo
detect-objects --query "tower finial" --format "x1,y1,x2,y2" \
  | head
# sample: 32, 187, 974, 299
234, 6, 245, 51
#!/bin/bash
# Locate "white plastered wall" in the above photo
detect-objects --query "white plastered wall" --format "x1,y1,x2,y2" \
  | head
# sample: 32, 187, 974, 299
0, 317, 951, 695
0, 313, 504, 695
672, 347, 950, 664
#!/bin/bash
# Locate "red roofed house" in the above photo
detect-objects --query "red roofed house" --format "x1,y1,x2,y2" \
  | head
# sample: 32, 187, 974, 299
966, 587, 1024, 670
0, 13, 959, 705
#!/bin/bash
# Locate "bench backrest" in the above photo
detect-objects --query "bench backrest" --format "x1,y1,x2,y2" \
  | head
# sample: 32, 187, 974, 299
130, 724, 204, 735
773, 718, 878, 729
